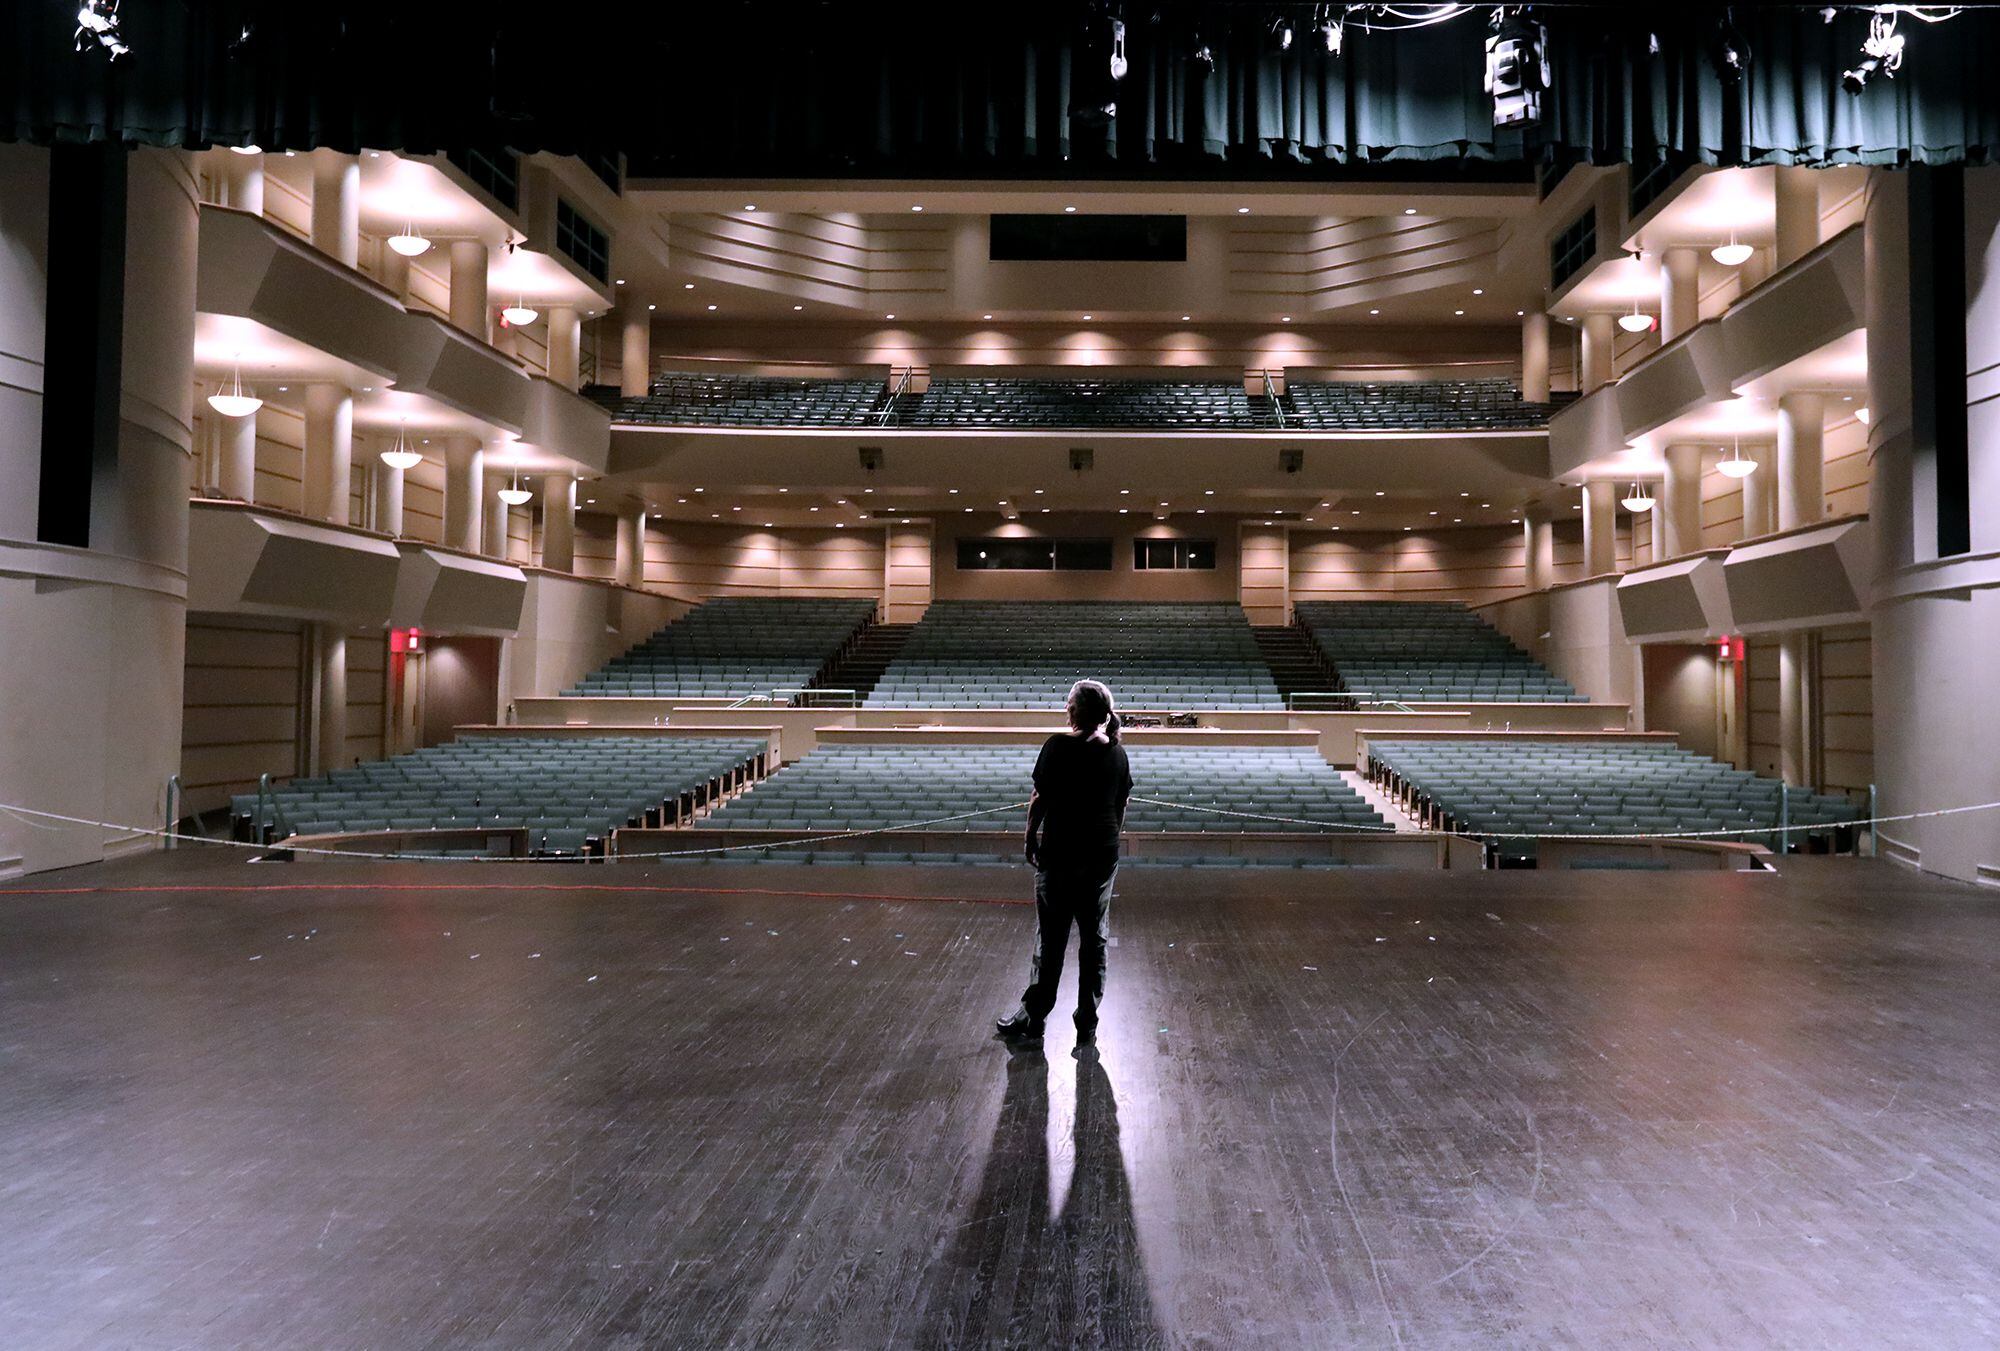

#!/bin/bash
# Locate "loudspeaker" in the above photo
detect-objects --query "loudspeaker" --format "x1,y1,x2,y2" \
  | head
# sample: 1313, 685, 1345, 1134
1069, 447, 1094, 472
858, 446, 883, 472
1280, 449, 1304, 474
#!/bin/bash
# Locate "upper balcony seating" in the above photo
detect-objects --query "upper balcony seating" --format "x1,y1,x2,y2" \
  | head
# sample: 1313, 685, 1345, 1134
567, 597, 877, 700
592, 372, 1563, 432
1295, 600, 1585, 704
232, 735, 767, 855
699, 743, 1385, 855
1365, 737, 1862, 844
865, 600, 1284, 710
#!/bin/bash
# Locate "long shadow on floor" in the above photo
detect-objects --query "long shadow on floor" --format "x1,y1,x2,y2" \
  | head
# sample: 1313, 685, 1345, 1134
918, 1045, 1165, 1349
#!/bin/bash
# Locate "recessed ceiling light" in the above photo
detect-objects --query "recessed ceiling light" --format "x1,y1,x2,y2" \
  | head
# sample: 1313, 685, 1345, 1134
1281, 316, 1292, 323
1368, 308, 1380, 316
1454, 309, 1465, 316
983, 314, 994, 320
793, 304, 804, 311
1033, 488, 1044, 494
732, 505, 742, 511
949, 488, 958, 494
964, 507, 973, 513
1352, 510, 1361, 515
677, 497, 687, 504
711, 513, 720, 518
1402, 207, 1416, 215
1064, 205, 1077, 213
885, 314, 896, 320
706, 304, 718, 311
911, 205, 924, 212
1195, 508, 1205, 515
1460, 491, 1470, 496
1082, 315, 1093, 321
744, 205, 756, 212
778, 487, 788, 493
809, 506, 819, 511
1204, 489, 1215, 495
1120, 488, 1130, 494
1472, 288, 1483, 295
615, 279, 626, 286
1517, 310, 1526, 316
647, 303, 657, 311
1118, 507, 1129, 513
1374, 491, 1385, 496
835, 523, 844, 528
1181, 315, 1192, 322
684, 283, 695, 290
1237, 207, 1250, 214
693, 487, 704, 492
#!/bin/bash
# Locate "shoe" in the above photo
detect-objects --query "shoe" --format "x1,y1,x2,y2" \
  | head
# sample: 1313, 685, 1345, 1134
995, 1005, 1045, 1040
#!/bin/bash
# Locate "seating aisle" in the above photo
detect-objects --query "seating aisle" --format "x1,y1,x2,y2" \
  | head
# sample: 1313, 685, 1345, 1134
1295, 600, 1584, 703
567, 597, 877, 700
866, 601, 1283, 709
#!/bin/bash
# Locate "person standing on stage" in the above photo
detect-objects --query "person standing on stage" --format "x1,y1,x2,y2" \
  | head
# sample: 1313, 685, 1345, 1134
997, 679, 1132, 1046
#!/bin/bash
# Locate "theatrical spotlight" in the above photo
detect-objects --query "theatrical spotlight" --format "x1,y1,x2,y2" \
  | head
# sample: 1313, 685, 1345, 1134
1191, 32, 1215, 76
1314, 4, 1345, 54
1842, 11, 1906, 94
1070, 1, 1128, 122
1709, 7, 1749, 85
73, 0, 129, 60
1484, 6, 1550, 128
1268, 12, 1295, 52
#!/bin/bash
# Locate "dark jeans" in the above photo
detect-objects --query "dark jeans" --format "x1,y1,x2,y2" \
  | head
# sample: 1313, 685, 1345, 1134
1021, 863, 1117, 1029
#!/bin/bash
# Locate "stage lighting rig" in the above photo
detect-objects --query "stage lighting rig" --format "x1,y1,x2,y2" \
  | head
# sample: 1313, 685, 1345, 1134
1268, 12, 1295, 52
1843, 10, 1908, 92
1709, 7, 1749, 85
1070, 0, 1128, 122
1484, 7, 1549, 128
73, 0, 129, 60
1315, 4, 1346, 54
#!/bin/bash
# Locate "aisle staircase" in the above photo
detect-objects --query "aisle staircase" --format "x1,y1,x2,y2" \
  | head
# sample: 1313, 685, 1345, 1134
811, 622, 916, 704
1253, 625, 1340, 707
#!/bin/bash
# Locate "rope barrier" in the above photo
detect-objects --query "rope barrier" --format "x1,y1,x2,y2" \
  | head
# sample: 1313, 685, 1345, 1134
4, 794, 1998, 867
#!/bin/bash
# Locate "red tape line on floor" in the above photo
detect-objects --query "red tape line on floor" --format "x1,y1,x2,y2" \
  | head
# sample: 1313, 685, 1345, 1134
0, 880, 1031, 906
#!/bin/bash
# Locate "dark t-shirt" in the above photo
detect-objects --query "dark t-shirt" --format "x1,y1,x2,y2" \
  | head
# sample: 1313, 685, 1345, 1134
1032, 733, 1133, 870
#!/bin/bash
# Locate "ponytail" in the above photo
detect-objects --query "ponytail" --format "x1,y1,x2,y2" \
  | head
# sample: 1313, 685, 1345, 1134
1067, 679, 1119, 744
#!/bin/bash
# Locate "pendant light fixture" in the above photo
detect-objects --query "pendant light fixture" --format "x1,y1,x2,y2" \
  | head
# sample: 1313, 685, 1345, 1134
1617, 299, 1656, 334
497, 474, 533, 507
501, 295, 539, 327
386, 221, 432, 257
1621, 481, 1655, 512
1711, 232, 1754, 267
378, 422, 422, 471
1716, 437, 1758, 479
206, 356, 262, 418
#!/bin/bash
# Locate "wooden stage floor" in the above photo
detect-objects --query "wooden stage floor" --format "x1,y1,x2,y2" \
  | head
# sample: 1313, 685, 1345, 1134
2, 852, 1996, 1348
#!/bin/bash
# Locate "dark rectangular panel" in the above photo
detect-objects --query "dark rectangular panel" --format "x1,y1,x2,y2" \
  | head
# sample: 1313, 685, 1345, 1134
38, 142, 126, 549
989, 215, 1186, 262
1908, 164, 1971, 559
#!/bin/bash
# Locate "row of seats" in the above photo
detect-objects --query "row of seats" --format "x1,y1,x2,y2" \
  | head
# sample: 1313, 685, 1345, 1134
568, 597, 876, 700
590, 373, 1560, 432
1295, 600, 1585, 704
701, 745, 1385, 850
867, 601, 1284, 710
1364, 737, 1861, 843
232, 736, 767, 856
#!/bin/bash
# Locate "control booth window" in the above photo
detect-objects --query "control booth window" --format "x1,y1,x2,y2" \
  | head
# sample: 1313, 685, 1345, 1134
957, 537, 1114, 571
1134, 538, 1217, 570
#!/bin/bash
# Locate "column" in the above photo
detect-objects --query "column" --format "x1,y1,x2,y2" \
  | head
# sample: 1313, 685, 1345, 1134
1520, 310, 1550, 403
540, 473, 575, 572
1521, 505, 1555, 592
547, 306, 581, 388
372, 458, 404, 537
621, 306, 652, 397
309, 151, 359, 268
448, 240, 489, 341
1580, 312, 1616, 392
484, 484, 512, 558
615, 503, 646, 589
1740, 442, 1775, 539
302, 384, 353, 525
1649, 482, 1668, 563
218, 406, 257, 501
1581, 480, 1619, 576
1778, 633, 1812, 786
1662, 442, 1704, 559
1775, 392, 1825, 531
1660, 247, 1700, 342
315, 625, 348, 774
377, 246, 411, 303
221, 150, 263, 215
1773, 167, 1821, 270
444, 437, 483, 553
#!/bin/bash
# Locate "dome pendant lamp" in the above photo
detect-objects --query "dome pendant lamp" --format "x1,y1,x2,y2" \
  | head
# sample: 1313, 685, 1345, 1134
1621, 481, 1655, 512
378, 422, 422, 471
386, 221, 432, 257
497, 474, 533, 507
501, 295, 539, 327
206, 356, 262, 418
1711, 233, 1754, 267
1617, 299, 1656, 334
1716, 438, 1758, 479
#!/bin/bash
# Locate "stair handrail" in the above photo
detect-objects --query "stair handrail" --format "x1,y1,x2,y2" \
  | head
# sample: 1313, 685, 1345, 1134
878, 366, 913, 426
1261, 368, 1286, 430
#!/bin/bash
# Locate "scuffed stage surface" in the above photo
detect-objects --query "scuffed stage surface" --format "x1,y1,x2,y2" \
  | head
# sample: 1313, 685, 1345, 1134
2, 854, 1996, 1348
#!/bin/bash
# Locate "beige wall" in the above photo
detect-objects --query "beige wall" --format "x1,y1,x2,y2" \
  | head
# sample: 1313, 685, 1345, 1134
641, 519, 887, 601
1819, 623, 1874, 798
1293, 524, 1529, 604
1642, 643, 1723, 762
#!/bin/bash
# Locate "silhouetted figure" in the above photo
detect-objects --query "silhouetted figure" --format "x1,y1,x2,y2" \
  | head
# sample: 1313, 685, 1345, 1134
917, 1048, 1165, 1349
997, 680, 1131, 1045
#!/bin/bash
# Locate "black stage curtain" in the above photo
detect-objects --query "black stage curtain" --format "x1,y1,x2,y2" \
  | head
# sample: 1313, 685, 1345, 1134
8, 3, 1999, 173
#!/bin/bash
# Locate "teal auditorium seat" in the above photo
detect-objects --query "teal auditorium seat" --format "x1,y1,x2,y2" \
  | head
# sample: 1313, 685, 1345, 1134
866, 600, 1284, 710
1364, 738, 1862, 844
1295, 600, 1585, 704
700, 743, 1385, 860
233, 736, 766, 856
566, 597, 875, 700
